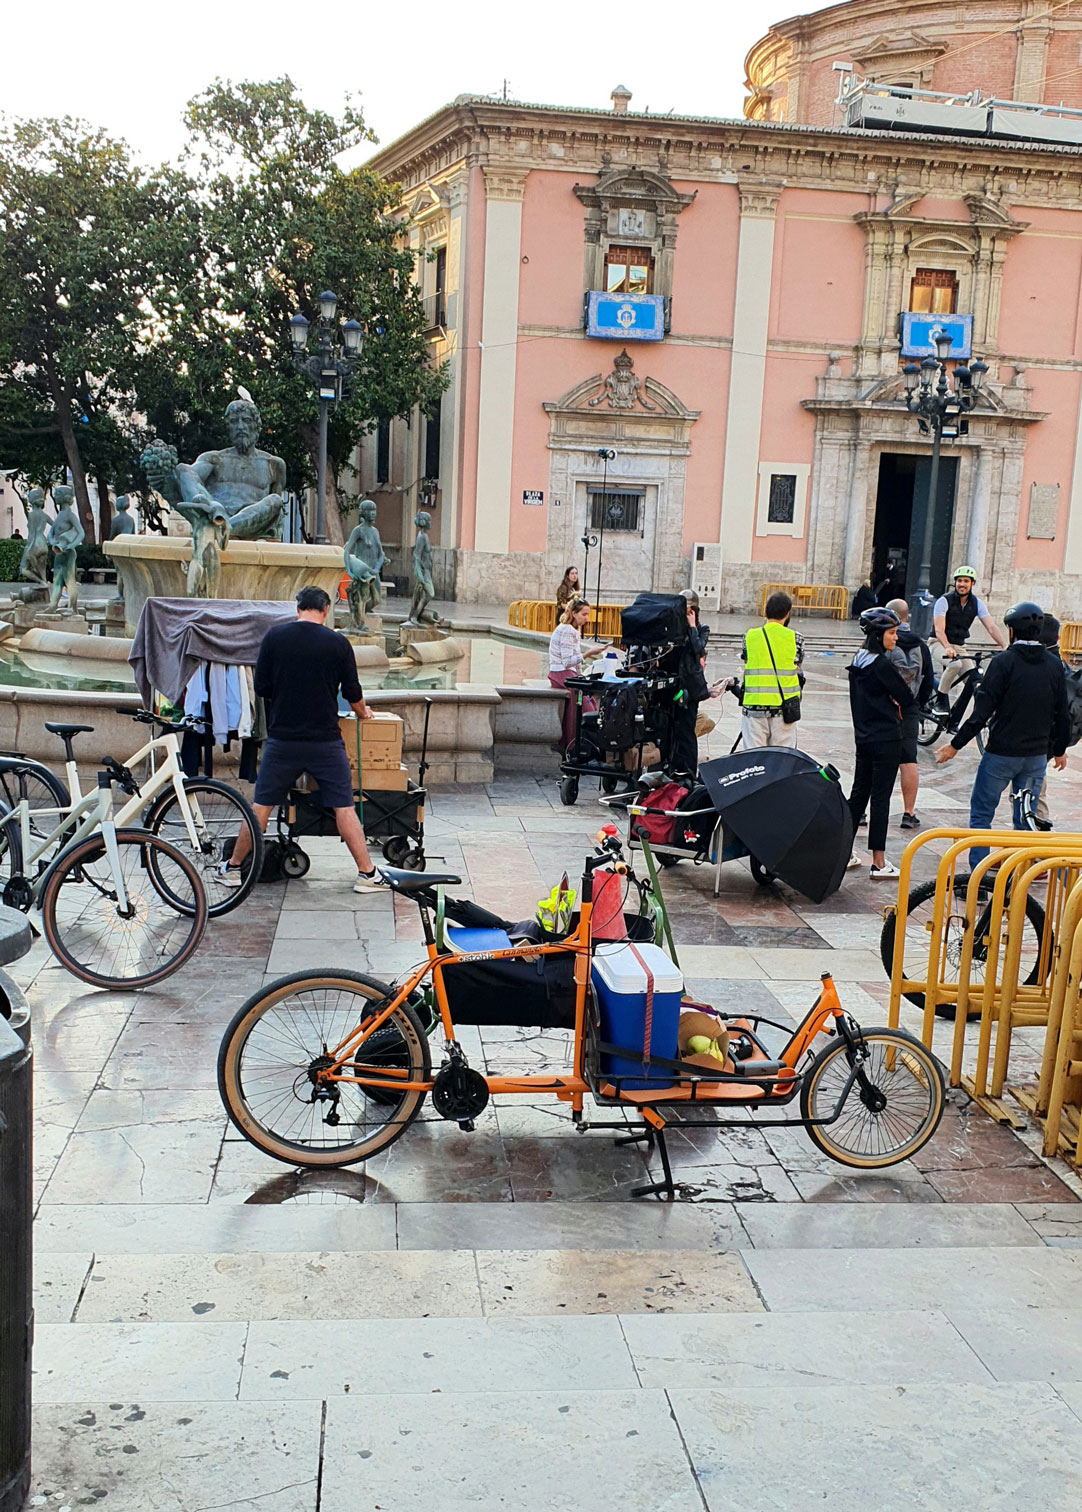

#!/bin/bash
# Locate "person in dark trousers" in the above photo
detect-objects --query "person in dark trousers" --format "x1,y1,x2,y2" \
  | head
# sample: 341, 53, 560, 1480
1035, 614, 1062, 828
886, 597, 934, 829
665, 589, 711, 777
846, 606, 915, 880
936, 600, 1069, 869
226, 585, 386, 892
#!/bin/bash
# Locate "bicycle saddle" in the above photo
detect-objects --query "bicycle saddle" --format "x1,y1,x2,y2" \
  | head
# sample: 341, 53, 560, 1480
44, 722, 95, 739
380, 867, 462, 891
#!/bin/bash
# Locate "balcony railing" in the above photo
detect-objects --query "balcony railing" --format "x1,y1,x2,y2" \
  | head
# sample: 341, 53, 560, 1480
423, 292, 447, 334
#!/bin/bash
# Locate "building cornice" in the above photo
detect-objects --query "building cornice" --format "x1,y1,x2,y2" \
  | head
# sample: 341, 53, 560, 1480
364, 97, 1082, 210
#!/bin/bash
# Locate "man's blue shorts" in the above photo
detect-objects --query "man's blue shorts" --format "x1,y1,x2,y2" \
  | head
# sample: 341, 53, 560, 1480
253, 738, 355, 809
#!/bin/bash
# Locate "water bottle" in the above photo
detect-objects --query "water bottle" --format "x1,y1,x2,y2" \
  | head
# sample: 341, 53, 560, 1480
601, 648, 622, 681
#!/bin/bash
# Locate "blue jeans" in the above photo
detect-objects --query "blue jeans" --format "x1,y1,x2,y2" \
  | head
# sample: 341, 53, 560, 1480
968, 751, 1048, 867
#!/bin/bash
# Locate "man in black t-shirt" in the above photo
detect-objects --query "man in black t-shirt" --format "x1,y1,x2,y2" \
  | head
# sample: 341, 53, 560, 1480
226, 586, 385, 892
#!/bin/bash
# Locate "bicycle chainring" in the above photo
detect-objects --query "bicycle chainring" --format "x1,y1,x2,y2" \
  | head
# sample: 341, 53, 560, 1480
431, 1061, 490, 1122
3, 876, 33, 911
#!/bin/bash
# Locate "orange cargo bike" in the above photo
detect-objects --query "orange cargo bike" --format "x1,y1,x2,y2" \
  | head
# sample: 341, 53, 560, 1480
218, 835, 946, 1198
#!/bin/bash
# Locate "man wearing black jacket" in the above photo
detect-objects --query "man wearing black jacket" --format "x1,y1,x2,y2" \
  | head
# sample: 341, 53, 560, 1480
935, 600, 1069, 866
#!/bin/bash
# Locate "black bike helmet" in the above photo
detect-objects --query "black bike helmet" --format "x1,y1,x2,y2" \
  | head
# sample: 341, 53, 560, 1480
858, 606, 901, 634
1003, 601, 1045, 640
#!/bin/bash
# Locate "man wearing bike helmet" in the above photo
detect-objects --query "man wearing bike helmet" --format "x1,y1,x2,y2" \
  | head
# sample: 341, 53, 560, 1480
935, 600, 1069, 867
932, 566, 1006, 716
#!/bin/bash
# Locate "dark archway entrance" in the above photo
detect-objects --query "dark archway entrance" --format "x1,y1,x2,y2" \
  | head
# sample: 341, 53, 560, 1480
872, 452, 959, 601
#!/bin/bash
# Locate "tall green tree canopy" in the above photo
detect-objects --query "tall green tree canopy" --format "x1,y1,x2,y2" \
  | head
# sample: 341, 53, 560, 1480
158, 77, 446, 543
0, 116, 194, 533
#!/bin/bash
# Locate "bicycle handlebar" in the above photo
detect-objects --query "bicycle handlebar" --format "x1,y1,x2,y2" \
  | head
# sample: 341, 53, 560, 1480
121, 708, 202, 733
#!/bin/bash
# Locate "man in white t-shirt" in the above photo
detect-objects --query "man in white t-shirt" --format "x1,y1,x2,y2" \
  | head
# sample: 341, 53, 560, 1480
932, 566, 1006, 715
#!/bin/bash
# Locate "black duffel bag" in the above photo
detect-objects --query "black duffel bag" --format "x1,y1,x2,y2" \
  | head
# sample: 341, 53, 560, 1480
438, 952, 576, 1029
620, 593, 688, 648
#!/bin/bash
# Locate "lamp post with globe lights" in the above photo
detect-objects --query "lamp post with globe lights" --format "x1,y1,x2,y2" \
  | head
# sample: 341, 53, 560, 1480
290, 291, 363, 544
902, 331, 988, 637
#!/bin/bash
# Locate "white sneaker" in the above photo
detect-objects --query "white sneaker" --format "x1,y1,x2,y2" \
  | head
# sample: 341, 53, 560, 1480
846, 854, 863, 871
870, 861, 900, 880
213, 861, 243, 890
354, 868, 388, 894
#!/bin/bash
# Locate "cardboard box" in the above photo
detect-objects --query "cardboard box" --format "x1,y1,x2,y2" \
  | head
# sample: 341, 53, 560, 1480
361, 762, 409, 793
341, 712, 403, 773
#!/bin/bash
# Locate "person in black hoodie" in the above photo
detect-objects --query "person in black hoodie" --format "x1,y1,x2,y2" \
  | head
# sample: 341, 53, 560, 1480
935, 600, 1069, 868
846, 606, 916, 879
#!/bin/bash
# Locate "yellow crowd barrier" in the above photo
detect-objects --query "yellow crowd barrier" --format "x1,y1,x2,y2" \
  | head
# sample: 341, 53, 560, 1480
886, 828, 1082, 1149
1059, 621, 1082, 663
507, 601, 626, 640
757, 583, 849, 620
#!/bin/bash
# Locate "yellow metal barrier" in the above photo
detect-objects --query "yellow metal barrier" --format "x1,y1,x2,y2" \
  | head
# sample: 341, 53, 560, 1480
757, 582, 849, 620
506, 601, 625, 640
1059, 621, 1082, 663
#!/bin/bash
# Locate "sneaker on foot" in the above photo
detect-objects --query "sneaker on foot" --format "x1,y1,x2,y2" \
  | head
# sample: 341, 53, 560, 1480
899, 812, 921, 830
213, 861, 243, 889
846, 854, 863, 871
354, 868, 388, 894
870, 861, 900, 880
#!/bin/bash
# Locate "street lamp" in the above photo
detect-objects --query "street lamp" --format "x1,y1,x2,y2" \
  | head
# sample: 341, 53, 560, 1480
290, 292, 363, 543
903, 334, 987, 637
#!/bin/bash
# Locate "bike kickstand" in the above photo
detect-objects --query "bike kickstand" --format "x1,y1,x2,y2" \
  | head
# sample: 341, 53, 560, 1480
631, 1125, 675, 1201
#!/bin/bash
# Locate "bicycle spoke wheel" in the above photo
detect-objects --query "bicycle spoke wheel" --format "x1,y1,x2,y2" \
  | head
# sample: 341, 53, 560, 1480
880, 876, 1047, 1010
915, 710, 942, 747
41, 829, 208, 989
145, 778, 263, 917
0, 762, 70, 875
800, 1028, 944, 1168
218, 970, 431, 1167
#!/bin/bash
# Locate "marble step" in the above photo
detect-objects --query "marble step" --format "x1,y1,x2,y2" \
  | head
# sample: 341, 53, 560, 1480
32, 1198, 1059, 1257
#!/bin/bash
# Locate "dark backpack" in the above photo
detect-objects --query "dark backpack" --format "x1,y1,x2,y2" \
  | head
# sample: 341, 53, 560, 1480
597, 680, 641, 750
1064, 665, 1082, 747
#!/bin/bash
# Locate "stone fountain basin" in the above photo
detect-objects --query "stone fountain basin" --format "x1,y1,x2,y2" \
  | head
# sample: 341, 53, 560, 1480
104, 537, 345, 632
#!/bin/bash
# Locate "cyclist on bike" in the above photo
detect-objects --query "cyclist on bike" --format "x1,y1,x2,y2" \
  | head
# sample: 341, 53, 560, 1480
932, 566, 1006, 718
935, 600, 1069, 867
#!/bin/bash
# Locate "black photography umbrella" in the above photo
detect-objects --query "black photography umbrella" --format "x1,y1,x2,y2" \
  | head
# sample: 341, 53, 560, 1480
698, 748, 854, 903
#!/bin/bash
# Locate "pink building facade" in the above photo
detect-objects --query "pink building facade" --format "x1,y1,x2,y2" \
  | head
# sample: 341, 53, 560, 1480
362, 12, 1082, 614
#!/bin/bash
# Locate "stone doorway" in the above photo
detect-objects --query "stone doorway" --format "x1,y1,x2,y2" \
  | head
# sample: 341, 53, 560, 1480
872, 451, 958, 600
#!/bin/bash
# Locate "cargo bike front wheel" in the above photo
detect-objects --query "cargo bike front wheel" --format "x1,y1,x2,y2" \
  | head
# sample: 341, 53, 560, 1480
218, 970, 431, 1166
800, 1027, 944, 1168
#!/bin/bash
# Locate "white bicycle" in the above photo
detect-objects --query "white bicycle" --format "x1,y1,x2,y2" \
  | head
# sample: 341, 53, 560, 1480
0, 710, 264, 917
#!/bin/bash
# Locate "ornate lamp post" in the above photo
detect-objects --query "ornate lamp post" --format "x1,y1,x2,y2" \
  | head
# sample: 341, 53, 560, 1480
903, 332, 988, 638
290, 291, 363, 543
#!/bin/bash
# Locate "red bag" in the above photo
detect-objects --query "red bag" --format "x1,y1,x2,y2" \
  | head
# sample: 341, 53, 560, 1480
632, 782, 689, 846
591, 868, 627, 941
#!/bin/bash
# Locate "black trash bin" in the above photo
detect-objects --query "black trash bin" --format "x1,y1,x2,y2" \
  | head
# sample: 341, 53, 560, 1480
0, 907, 35, 1512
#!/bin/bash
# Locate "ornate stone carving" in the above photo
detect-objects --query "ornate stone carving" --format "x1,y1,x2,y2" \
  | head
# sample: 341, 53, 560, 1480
482, 168, 528, 202
737, 182, 783, 218
573, 164, 696, 299
586, 350, 657, 412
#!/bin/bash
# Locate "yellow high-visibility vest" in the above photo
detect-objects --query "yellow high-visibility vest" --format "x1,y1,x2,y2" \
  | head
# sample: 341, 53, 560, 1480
742, 623, 800, 709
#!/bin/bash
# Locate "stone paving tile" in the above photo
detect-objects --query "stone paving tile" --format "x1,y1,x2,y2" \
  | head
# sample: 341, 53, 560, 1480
34, 1321, 248, 1402
273, 909, 361, 939
207, 1139, 380, 1206
476, 1249, 760, 1316
624, 1307, 991, 1389
29, 1401, 322, 1512
33, 1202, 399, 1254
43, 1090, 227, 1206
744, 1246, 1082, 1312
788, 1170, 945, 1202
1056, 1382, 1082, 1423
925, 1165, 1081, 1202
241, 1315, 638, 1399
738, 1202, 1041, 1249
34, 1253, 92, 1324
77, 1250, 484, 1322
97, 1017, 226, 1092
396, 1199, 745, 1251
670, 1383, 1082, 1511
1018, 1203, 1082, 1245
949, 1307, 1082, 1382
320, 1390, 704, 1512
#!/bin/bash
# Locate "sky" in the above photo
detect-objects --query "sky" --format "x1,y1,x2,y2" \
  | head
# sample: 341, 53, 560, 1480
3, 0, 797, 166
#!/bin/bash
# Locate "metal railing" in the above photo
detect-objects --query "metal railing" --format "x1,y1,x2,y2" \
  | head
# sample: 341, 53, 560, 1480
507, 600, 626, 639
757, 583, 848, 620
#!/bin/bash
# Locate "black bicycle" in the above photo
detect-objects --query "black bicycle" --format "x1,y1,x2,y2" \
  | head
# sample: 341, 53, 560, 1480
916, 649, 992, 754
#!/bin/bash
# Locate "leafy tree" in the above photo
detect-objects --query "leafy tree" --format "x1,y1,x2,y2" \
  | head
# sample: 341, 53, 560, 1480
170, 78, 446, 544
0, 116, 195, 537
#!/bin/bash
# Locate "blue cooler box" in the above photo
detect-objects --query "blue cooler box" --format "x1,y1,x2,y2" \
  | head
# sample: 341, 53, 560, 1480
591, 942, 683, 1089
